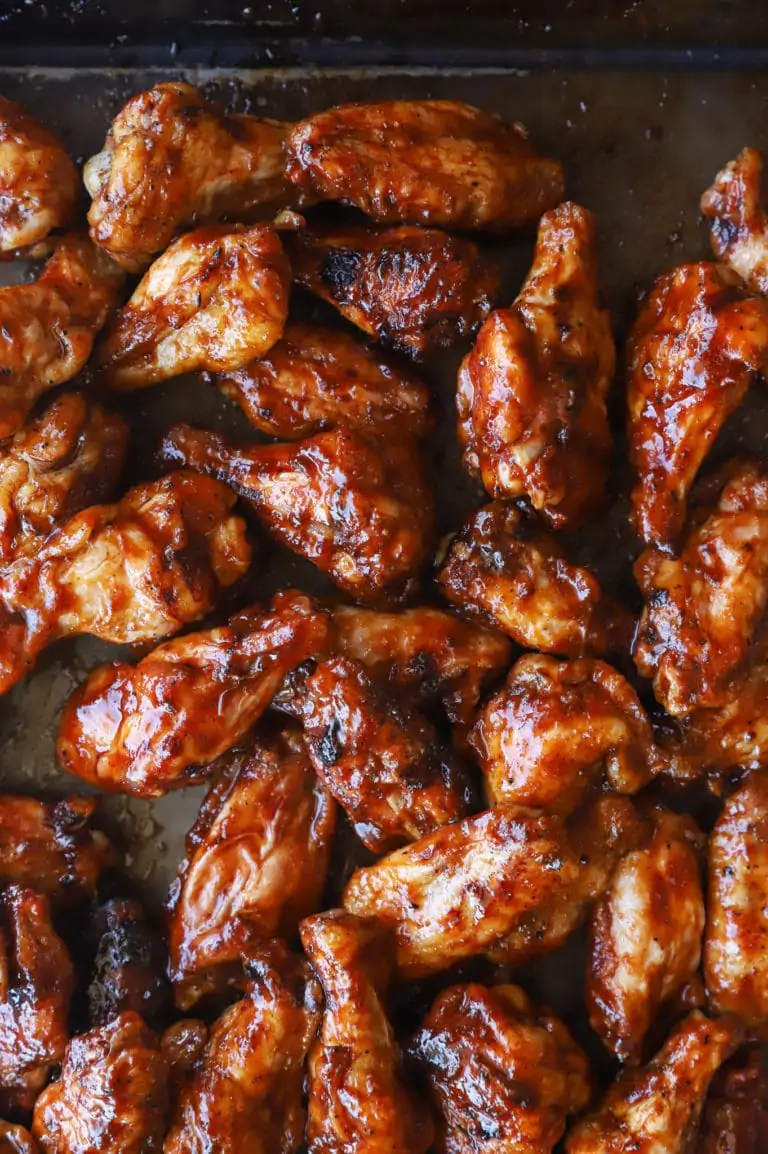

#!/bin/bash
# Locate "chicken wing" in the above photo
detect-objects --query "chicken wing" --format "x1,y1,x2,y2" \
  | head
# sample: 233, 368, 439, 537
166, 727, 336, 1009
87, 898, 170, 1028
0, 235, 124, 438
32, 1012, 168, 1154
0, 96, 79, 257
0, 887, 74, 1116
286, 223, 499, 359
0, 1122, 37, 1153
213, 323, 433, 440
437, 501, 633, 657
667, 662, 768, 781
470, 654, 664, 813
634, 459, 768, 716
160, 424, 433, 605
0, 470, 251, 695
85, 81, 300, 272
627, 262, 768, 550
410, 982, 590, 1154
699, 1046, 768, 1154
457, 202, 614, 529
165, 941, 321, 1154
701, 147, 768, 296
300, 909, 432, 1154
343, 795, 648, 980
96, 224, 290, 390
565, 1011, 742, 1154
57, 590, 331, 797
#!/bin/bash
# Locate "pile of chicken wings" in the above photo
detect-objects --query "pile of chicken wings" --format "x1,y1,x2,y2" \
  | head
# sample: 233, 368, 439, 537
1, 79, 768, 1152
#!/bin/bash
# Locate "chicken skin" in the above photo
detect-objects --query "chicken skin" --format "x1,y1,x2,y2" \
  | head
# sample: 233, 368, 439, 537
699, 1046, 768, 1154
97, 224, 290, 390
343, 795, 648, 980
286, 223, 499, 359
410, 982, 590, 1154
300, 909, 432, 1154
627, 262, 768, 550
0, 470, 250, 695
471, 654, 664, 813
57, 590, 331, 798
0, 1122, 37, 1153
565, 1011, 742, 1154
87, 898, 170, 1028
667, 662, 768, 781
0, 235, 124, 438
0, 96, 79, 257
457, 202, 614, 529
634, 459, 768, 716
32, 1012, 168, 1154
161, 424, 433, 605
213, 323, 433, 441
437, 501, 633, 657
166, 728, 336, 1009
701, 147, 768, 296
165, 941, 322, 1154
85, 81, 300, 272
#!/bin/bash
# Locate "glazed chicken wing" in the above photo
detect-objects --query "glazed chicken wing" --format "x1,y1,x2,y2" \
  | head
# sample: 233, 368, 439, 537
166, 728, 336, 1009
161, 424, 433, 605
410, 982, 590, 1154
627, 262, 768, 550
286, 223, 499, 359
87, 898, 170, 1028
699, 1046, 768, 1154
457, 202, 614, 528
701, 147, 768, 296
667, 662, 768, 781
300, 909, 432, 1154
57, 590, 331, 798
96, 224, 290, 390
0, 1122, 37, 1153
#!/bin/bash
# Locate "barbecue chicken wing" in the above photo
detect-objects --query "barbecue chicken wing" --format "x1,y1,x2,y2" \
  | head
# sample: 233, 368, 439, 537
0, 887, 74, 1116
166, 728, 336, 1008
32, 1012, 168, 1154
410, 982, 590, 1154
0, 1122, 37, 1153
85, 81, 300, 272
96, 224, 290, 390
165, 941, 321, 1154
286, 223, 499, 359
634, 459, 768, 716
0, 236, 124, 438
565, 1011, 742, 1154
213, 323, 433, 440
57, 590, 331, 798
161, 424, 433, 605
300, 909, 432, 1154
343, 795, 648, 979
701, 147, 768, 296
699, 1046, 768, 1154
0, 96, 79, 257
667, 662, 768, 781
627, 262, 768, 550
471, 654, 664, 813
87, 898, 170, 1028
437, 501, 633, 657
0, 470, 250, 695
457, 202, 614, 529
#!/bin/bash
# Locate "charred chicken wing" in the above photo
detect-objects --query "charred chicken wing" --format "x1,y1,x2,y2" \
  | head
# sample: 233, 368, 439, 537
87, 898, 170, 1028
701, 147, 768, 296
699, 1046, 768, 1154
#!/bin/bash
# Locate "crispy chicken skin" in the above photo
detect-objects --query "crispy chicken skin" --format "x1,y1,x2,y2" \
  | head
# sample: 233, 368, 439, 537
701, 147, 768, 296
165, 941, 322, 1154
667, 663, 768, 781
166, 728, 336, 1009
0, 236, 124, 438
699, 1046, 768, 1154
0, 887, 75, 1116
410, 982, 590, 1154
634, 460, 768, 716
87, 898, 170, 1028
213, 323, 434, 441
586, 807, 706, 1064
57, 590, 331, 798
161, 424, 433, 605
85, 81, 299, 272
437, 501, 633, 657
565, 1011, 742, 1154
32, 1012, 168, 1154
705, 770, 768, 1030
457, 202, 614, 529
0, 96, 79, 257
284, 100, 564, 232
627, 262, 768, 550
96, 224, 290, 390
471, 654, 664, 813
343, 795, 647, 979
286, 223, 500, 359
0, 470, 251, 695
0, 1122, 38, 1153
300, 909, 432, 1154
